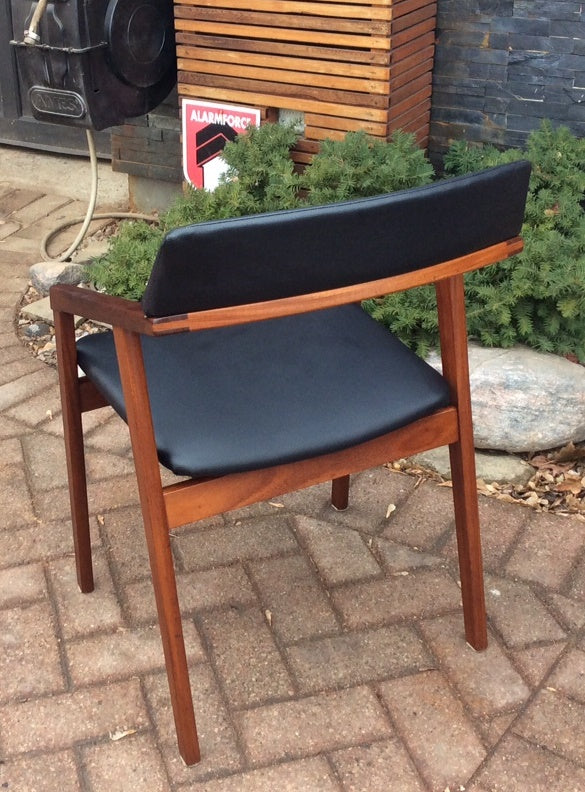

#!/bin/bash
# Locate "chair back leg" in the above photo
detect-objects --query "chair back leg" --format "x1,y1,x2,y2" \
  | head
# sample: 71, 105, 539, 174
54, 310, 94, 593
331, 475, 350, 511
435, 276, 488, 650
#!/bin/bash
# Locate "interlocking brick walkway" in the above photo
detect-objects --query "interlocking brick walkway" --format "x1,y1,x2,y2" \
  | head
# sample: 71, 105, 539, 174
2, 177, 585, 791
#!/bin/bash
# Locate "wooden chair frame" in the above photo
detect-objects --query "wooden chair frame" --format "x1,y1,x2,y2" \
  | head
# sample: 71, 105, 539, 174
51, 234, 523, 765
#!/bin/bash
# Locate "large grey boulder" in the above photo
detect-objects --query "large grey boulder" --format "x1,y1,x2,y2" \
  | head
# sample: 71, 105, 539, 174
427, 344, 585, 453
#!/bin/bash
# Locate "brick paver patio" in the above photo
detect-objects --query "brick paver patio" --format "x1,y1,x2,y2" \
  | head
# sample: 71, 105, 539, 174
1, 177, 585, 791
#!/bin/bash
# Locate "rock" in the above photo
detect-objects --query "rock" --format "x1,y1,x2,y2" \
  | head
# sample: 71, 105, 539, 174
30, 260, 85, 294
24, 322, 51, 338
427, 344, 585, 453
409, 446, 534, 486
21, 295, 84, 327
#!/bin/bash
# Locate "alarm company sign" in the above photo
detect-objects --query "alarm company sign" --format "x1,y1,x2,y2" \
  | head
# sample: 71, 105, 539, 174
182, 99, 261, 190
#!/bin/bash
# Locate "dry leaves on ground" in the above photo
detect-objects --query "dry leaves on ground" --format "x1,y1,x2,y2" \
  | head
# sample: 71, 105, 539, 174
393, 441, 585, 520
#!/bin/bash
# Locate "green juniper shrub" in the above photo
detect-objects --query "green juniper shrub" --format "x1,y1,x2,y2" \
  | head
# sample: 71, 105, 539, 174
88, 220, 164, 301
88, 122, 301, 297
368, 121, 585, 362
302, 129, 434, 203
88, 125, 432, 298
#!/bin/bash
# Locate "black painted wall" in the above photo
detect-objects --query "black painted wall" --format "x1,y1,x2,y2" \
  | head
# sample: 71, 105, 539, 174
430, 0, 585, 158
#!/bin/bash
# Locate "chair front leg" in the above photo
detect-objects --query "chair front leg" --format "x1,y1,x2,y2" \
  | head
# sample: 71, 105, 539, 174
54, 310, 94, 593
113, 327, 201, 765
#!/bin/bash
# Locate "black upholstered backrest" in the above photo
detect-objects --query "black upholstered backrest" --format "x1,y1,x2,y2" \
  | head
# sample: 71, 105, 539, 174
141, 160, 531, 318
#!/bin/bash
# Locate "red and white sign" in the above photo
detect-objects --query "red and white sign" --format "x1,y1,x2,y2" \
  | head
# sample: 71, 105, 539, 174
182, 99, 261, 190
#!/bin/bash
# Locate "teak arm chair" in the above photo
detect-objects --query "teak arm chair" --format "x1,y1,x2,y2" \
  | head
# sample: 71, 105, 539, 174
50, 160, 531, 765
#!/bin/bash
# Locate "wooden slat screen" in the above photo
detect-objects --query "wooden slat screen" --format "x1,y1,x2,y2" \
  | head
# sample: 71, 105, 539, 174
174, 0, 437, 160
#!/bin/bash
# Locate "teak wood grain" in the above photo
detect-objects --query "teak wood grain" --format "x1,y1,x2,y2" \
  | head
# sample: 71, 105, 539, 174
51, 178, 525, 763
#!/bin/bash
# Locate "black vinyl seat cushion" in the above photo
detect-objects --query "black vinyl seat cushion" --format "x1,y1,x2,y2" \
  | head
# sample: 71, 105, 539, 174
76, 305, 452, 478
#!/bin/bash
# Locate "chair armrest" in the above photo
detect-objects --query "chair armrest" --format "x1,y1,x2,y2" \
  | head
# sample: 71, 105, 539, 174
50, 283, 154, 335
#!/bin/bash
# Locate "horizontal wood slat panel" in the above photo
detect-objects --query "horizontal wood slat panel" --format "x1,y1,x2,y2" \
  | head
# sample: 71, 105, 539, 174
175, 33, 391, 64
176, 45, 391, 81
177, 58, 389, 94
175, 0, 437, 162
178, 0, 393, 21
175, 7, 390, 36
179, 70, 389, 108
179, 83, 391, 122
175, 19, 391, 49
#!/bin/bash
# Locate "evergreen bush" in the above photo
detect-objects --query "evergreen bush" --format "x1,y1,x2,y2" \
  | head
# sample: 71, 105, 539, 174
89, 127, 431, 298
369, 121, 585, 361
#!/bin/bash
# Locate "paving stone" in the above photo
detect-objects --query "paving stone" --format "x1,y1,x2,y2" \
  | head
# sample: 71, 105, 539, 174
547, 648, 585, 704
143, 665, 243, 784
286, 625, 432, 694
0, 354, 44, 387
0, 601, 65, 703
373, 536, 445, 572
331, 568, 462, 629
176, 516, 299, 571
0, 366, 57, 411
100, 505, 151, 583
567, 552, 585, 601
506, 512, 585, 590
42, 403, 114, 438
420, 614, 530, 716
4, 383, 63, 427
34, 475, 139, 522
49, 550, 123, 637
485, 575, 566, 648
237, 686, 392, 765
0, 436, 24, 466
11, 193, 72, 224
469, 734, 585, 792
0, 342, 32, 366
324, 467, 417, 535
66, 622, 204, 685
178, 757, 340, 791
247, 554, 339, 643
0, 518, 99, 568
0, 749, 80, 791
0, 188, 44, 216
84, 412, 133, 454
0, 220, 21, 239
381, 479, 455, 549
477, 711, 518, 748
293, 515, 381, 586
514, 688, 585, 766
330, 738, 426, 792
0, 678, 150, 755
0, 562, 46, 607
0, 464, 36, 528
441, 494, 530, 571
125, 564, 257, 624
546, 592, 585, 632
85, 448, 136, 481
0, 413, 30, 439
82, 732, 170, 792
198, 606, 293, 708
378, 670, 486, 790
511, 643, 567, 688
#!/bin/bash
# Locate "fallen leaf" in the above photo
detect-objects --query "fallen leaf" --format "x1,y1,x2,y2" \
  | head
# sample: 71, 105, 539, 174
109, 728, 137, 741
